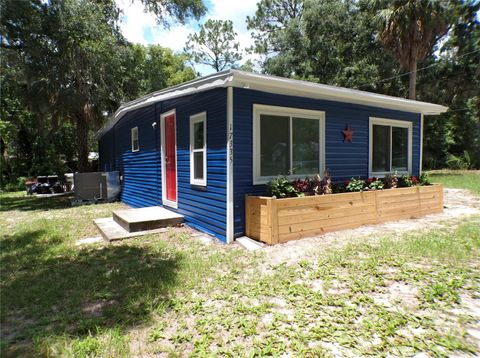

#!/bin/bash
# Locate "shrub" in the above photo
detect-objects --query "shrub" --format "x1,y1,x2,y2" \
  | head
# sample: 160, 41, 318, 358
367, 177, 384, 190
267, 176, 298, 198
346, 178, 366, 192
398, 174, 420, 187
293, 178, 311, 193
446, 150, 473, 170
311, 174, 322, 195
419, 172, 431, 185
383, 173, 398, 189
332, 182, 347, 193
321, 169, 333, 195
3, 176, 27, 192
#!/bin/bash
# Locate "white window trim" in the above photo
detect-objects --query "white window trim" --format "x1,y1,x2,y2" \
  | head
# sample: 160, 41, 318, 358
253, 104, 325, 185
160, 109, 178, 209
190, 111, 207, 186
369, 117, 413, 178
131, 127, 139, 152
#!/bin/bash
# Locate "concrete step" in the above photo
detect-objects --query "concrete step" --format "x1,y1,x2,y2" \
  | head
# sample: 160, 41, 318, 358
94, 217, 169, 241
112, 206, 183, 233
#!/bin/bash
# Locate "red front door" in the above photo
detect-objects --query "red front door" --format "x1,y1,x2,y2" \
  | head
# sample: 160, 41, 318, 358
165, 114, 177, 203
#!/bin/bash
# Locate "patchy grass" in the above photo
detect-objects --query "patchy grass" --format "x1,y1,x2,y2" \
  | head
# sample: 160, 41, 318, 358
1, 191, 479, 356
428, 170, 480, 194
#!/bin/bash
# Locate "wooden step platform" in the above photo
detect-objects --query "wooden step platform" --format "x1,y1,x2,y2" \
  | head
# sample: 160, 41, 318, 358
113, 206, 183, 232
94, 218, 169, 241
94, 206, 184, 241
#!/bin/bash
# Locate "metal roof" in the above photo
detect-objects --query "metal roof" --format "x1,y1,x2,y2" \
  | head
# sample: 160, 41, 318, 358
97, 69, 448, 138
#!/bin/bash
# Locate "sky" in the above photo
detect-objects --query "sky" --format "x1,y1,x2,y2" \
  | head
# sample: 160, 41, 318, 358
116, 0, 260, 75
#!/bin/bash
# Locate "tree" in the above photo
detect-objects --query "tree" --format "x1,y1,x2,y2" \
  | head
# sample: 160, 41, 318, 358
119, 44, 196, 99
247, 0, 305, 76
373, 0, 450, 99
1, 0, 203, 173
418, 0, 480, 169
185, 19, 242, 72
140, 0, 206, 24
247, 0, 402, 94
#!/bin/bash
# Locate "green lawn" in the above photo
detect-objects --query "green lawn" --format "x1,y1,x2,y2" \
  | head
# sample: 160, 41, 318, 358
428, 170, 480, 194
1, 187, 479, 357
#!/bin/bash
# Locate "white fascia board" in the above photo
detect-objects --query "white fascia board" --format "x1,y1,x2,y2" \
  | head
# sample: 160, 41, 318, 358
96, 71, 234, 139
97, 69, 447, 139
230, 70, 448, 116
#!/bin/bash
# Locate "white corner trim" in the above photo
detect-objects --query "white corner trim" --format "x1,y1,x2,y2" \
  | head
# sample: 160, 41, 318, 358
368, 117, 413, 178
131, 127, 139, 152
252, 104, 326, 185
189, 112, 207, 186
160, 109, 178, 209
226, 87, 234, 244
420, 114, 424, 174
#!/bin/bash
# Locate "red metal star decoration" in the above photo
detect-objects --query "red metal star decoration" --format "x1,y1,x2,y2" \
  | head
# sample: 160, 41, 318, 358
342, 125, 354, 143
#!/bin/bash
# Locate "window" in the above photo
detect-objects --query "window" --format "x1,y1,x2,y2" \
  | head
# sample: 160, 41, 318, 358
253, 104, 325, 184
190, 112, 207, 186
369, 117, 412, 176
131, 127, 139, 152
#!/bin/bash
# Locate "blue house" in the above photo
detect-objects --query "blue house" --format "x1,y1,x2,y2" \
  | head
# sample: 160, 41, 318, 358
97, 70, 447, 243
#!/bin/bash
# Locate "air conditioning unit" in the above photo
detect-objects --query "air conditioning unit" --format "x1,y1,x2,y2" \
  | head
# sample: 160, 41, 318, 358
74, 171, 120, 202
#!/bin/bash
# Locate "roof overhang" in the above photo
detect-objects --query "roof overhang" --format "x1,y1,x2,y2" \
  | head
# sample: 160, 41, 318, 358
96, 70, 448, 139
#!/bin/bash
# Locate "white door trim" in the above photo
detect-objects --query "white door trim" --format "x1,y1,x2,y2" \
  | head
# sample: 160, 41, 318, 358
160, 109, 178, 209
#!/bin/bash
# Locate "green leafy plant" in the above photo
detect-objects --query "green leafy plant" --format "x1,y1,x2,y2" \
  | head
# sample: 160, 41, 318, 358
367, 177, 384, 190
266, 176, 299, 198
3, 176, 27, 192
398, 174, 416, 187
446, 151, 473, 170
419, 172, 431, 186
346, 178, 366, 192
332, 182, 347, 193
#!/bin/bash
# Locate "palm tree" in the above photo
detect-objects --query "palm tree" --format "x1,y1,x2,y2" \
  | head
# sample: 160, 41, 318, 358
374, 0, 450, 99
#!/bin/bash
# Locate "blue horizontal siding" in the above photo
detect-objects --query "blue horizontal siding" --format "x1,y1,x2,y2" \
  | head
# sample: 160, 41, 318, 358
114, 105, 161, 208
98, 130, 116, 172
98, 88, 228, 242
160, 88, 227, 241
232, 87, 422, 237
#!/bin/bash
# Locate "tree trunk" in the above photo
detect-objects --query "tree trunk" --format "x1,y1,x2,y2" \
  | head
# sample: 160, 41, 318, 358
76, 111, 89, 172
409, 57, 417, 100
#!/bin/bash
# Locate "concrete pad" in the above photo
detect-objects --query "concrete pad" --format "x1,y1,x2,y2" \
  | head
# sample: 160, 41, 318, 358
112, 206, 183, 232
236, 236, 265, 251
94, 217, 168, 241
196, 236, 214, 245
76, 236, 103, 246
35, 191, 73, 198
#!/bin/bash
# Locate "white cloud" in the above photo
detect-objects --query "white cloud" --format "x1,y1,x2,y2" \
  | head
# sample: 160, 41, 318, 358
116, 0, 260, 74
207, 0, 259, 53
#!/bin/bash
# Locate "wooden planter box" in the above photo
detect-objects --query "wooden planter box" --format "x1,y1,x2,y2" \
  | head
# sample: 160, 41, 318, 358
245, 184, 443, 245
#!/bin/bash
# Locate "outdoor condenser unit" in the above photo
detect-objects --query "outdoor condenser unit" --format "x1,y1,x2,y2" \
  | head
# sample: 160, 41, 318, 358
74, 171, 120, 202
